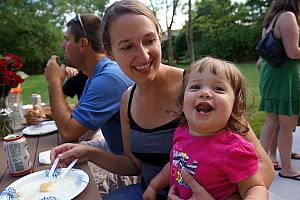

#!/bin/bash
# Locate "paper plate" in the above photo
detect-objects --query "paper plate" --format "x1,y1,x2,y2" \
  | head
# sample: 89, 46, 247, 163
22, 121, 57, 136
22, 103, 46, 110
0, 168, 89, 200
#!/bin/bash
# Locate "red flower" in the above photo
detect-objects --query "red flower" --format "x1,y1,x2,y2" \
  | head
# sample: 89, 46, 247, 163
0, 58, 7, 67
9, 73, 24, 88
0, 58, 7, 74
0, 54, 24, 93
5, 54, 23, 70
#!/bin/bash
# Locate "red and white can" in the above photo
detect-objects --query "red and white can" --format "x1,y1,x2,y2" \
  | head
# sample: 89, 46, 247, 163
31, 94, 42, 110
3, 134, 32, 177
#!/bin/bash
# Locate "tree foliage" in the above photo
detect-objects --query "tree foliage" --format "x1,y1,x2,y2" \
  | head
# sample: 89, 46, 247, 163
173, 0, 273, 63
0, 0, 276, 72
0, 0, 107, 74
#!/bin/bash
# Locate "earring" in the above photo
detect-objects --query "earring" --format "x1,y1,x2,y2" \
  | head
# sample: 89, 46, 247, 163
103, 49, 114, 61
109, 55, 114, 61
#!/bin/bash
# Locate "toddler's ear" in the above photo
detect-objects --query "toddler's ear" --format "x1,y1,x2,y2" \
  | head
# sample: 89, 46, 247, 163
238, 99, 244, 110
232, 97, 244, 115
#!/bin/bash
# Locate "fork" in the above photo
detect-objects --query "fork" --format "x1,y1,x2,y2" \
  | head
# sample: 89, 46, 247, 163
60, 158, 78, 179
49, 157, 60, 179
39, 157, 59, 192
40, 158, 78, 192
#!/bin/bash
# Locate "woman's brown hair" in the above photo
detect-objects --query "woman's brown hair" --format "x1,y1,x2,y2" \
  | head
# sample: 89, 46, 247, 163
100, 0, 161, 54
263, 0, 300, 28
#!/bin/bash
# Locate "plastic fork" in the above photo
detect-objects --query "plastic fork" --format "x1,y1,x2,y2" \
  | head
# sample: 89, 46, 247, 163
39, 157, 59, 192
60, 159, 78, 179
49, 157, 60, 179
39, 158, 78, 192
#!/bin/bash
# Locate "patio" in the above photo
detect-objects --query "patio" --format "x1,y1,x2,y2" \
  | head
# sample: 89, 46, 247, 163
269, 126, 300, 200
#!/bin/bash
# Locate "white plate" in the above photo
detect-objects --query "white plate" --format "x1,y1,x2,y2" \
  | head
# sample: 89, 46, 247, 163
22, 103, 46, 110
0, 168, 89, 200
22, 121, 58, 136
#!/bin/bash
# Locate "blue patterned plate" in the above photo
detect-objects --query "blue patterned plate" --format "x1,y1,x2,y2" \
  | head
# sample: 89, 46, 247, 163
22, 121, 58, 136
0, 168, 89, 200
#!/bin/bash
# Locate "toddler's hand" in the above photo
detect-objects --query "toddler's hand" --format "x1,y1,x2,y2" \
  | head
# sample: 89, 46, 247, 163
65, 66, 78, 77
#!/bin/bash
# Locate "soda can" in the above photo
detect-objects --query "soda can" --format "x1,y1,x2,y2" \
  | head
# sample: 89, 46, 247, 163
3, 134, 32, 177
31, 94, 42, 109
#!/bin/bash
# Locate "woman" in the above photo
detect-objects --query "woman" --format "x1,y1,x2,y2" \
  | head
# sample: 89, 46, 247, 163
51, 0, 274, 199
258, 0, 300, 180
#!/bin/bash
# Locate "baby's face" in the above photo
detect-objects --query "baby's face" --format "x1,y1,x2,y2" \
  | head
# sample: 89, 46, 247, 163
183, 67, 235, 136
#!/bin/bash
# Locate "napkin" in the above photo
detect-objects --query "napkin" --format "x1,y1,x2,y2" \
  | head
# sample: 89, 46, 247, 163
39, 150, 51, 164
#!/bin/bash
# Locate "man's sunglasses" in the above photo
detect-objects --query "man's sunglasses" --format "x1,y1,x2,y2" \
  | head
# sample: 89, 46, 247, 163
72, 14, 88, 39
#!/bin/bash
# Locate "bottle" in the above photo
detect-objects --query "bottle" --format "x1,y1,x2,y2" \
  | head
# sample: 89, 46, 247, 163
8, 84, 24, 128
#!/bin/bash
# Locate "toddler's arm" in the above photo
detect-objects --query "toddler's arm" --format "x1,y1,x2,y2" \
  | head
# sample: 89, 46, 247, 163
143, 162, 170, 200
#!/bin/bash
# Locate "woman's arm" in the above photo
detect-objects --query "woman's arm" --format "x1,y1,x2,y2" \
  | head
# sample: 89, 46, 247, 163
51, 89, 141, 176
118, 89, 142, 173
92, 89, 141, 175
278, 11, 300, 59
238, 173, 268, 199
256, 57, 262, 72
51, 142, 138, 175
243, 125, 275, 188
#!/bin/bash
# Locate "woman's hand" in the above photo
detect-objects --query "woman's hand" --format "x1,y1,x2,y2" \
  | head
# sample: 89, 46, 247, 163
50, 143, 92, 167
256, 58, 262, 72
168, 169, 215, 200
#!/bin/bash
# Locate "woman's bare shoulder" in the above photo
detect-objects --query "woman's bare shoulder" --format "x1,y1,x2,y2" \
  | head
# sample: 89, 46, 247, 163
162, 64, 184, 79
121, 85, 134, 104
278, 11, 297, 24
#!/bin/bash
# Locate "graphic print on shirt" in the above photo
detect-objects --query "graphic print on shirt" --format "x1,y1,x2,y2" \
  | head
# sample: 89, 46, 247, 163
171, 143, 198, 188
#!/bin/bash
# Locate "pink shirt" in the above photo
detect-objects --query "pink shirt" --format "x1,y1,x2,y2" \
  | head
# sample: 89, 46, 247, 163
170, 124, 259, 200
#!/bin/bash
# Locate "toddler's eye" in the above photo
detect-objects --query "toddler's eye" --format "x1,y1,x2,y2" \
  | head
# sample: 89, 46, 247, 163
190, 85, 200, 90
215, 86, 225, 92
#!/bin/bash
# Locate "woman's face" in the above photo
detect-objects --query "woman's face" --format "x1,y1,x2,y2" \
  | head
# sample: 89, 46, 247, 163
108, 13, 162, 83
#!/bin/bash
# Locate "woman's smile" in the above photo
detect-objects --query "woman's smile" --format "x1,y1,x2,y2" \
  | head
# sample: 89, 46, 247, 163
132, 60, 153, 73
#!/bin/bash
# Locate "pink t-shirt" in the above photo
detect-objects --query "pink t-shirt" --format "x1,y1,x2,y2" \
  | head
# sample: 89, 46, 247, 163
170, 124, 259, 200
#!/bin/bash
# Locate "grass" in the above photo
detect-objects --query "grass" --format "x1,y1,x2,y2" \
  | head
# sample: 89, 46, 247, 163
21, 62, 265, 137
22, 74, 49, 104
237, 63, 265, 137
22, 74, 77, 105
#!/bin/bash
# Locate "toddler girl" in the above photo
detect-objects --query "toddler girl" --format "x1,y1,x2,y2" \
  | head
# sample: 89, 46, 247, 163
143, 57, 268, 200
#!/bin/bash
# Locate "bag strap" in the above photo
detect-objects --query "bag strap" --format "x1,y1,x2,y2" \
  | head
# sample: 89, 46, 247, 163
271, 11, 285, 30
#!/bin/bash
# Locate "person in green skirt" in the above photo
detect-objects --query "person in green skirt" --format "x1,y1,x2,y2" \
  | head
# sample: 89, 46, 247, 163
258, 0, 300, 181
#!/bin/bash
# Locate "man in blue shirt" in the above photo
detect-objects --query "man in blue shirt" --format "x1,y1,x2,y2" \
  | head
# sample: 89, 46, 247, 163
44, 14, 133, 155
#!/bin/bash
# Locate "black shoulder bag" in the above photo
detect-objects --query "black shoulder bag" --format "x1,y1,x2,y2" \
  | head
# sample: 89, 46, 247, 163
256, 11, 286, 67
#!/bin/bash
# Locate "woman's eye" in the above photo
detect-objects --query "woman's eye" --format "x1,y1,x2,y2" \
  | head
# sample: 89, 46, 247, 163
120, 44, 132, 51
144, 39, 156, 45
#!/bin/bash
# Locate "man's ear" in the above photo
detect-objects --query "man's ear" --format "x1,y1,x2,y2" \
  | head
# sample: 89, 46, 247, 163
79, 38, 89, 50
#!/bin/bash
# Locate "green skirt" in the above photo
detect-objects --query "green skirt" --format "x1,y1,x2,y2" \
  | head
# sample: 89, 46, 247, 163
259, 58, 300, 116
